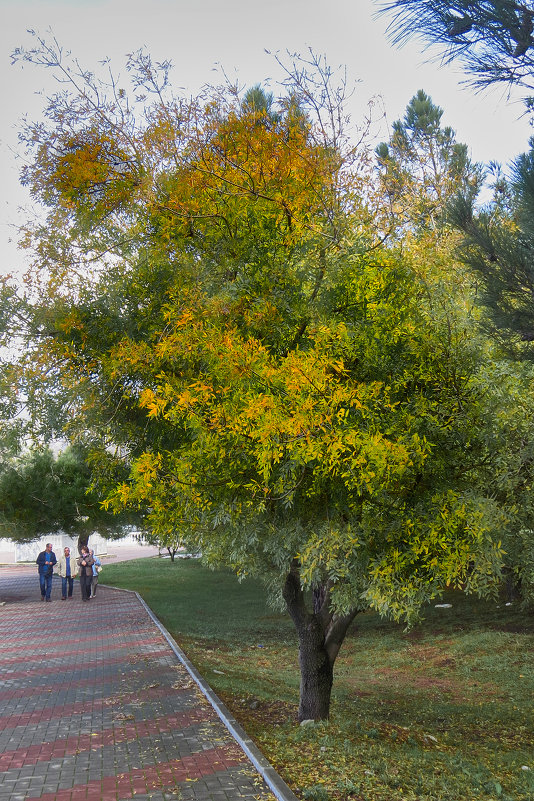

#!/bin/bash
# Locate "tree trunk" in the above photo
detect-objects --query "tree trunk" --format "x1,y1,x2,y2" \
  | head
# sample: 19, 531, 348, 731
503, 566, 522, 602
296, 613, 335, 721
77, 532, 90, 553
282, 560, 358, 722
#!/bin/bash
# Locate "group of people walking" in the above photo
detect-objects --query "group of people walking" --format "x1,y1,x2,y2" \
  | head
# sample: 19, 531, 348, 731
36, 543, 102, 602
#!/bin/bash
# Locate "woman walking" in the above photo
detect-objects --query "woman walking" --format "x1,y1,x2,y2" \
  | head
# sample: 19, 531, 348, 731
77, 546, 94, 601
89, 549, 102, 598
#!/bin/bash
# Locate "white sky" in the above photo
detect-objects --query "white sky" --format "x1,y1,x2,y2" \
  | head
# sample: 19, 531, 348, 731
1, 0, 533, 279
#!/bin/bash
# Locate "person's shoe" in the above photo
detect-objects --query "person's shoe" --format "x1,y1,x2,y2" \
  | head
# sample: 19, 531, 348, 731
45, 598, 51, 602
61, 597, 66, 600
40, 596, 45, 601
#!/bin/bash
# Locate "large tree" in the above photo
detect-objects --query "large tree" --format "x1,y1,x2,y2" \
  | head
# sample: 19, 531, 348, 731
0, 444, 135, 549
377, 0, 534, 351
10, 38, 505, 720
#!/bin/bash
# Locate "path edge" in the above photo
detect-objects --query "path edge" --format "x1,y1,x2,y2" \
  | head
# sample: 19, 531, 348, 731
125, 588, 300, 801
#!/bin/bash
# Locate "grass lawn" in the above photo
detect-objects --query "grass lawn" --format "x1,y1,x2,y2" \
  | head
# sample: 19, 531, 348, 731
101, 557, 534, 801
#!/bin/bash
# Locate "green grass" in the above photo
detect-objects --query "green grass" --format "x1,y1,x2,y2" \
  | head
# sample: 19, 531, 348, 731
101, 558, 534, 801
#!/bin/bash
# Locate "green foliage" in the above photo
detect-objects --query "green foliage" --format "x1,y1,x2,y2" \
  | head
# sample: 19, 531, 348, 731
375, 5, 534, 609
470, 359, 534, 606
8, 37, 521, 717
99, 246, 505, 624
0, 280, 29, 458
0, 445, 134, 544
449, 140, 534, 358
11, 40, 508, 616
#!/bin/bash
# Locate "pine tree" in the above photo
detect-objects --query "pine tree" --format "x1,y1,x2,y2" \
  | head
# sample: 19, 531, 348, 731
378, 0, 534, 95
448, 141, 534, 354
376, 89, 482, 234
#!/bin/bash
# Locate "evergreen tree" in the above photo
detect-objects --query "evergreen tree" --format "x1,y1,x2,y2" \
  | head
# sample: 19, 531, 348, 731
376, 1, 534, 352
376, 89, 482, 235
378, 0, 534, 95
449, 140, 534, 354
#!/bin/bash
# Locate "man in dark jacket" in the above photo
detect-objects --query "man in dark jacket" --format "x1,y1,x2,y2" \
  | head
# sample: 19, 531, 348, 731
36, 543, 57, 602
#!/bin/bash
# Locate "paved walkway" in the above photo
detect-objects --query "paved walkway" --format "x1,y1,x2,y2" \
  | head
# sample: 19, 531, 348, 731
0, 569, 295, 801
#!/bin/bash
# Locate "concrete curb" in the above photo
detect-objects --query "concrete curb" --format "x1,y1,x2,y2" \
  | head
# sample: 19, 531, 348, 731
109, 585, 299, 801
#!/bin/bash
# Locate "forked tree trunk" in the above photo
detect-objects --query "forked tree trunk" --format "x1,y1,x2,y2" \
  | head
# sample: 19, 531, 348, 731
77, 533, 90, 553
282, 560, 358, 722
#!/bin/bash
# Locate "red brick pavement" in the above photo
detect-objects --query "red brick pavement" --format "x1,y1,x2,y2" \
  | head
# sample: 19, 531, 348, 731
0, 709, 216, 771
34, 749, 247, 801
0, 636, 167, 661
0, 569, 285, 801
0, 684, 175, 729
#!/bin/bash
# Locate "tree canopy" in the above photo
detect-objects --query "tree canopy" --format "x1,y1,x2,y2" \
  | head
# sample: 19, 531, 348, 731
375, 89, 483, 235
0, 445, 135, 548
377, 0, 534, 611
377, 1, 534, 355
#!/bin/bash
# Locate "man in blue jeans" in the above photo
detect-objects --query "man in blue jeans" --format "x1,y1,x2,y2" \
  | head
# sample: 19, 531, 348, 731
36, 542, 57, 602
57, 545, 76, 599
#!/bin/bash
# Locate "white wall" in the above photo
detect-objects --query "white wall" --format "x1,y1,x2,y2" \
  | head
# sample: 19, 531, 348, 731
0, 532, 116, 563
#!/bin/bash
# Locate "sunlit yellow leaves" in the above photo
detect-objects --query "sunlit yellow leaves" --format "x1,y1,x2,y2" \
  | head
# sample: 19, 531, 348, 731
131, 451, 161, 490
139, 388, 168, 418
103, 481, 132, 512
41, 129, 144, 219
107, 263, 445, 540
149, 96, 343, 269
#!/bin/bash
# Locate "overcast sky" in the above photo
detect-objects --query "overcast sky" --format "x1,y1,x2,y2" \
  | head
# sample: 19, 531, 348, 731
1, 0, 533, 278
